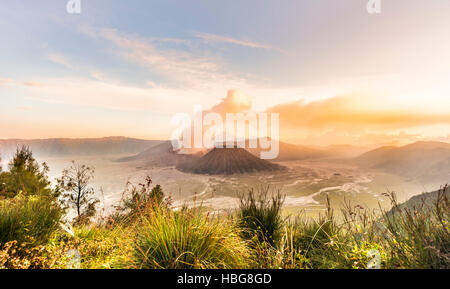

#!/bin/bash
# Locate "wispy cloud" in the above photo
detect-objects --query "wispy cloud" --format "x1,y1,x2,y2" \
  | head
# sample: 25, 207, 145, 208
0, 78, 16, 87
16, 106, 32, 111
82, 27, 247, 91
74, 26, 304, 109
194, 32, 285, 53
47, 53, 78, 70
1, 79, 46, 88
23, 81, 44, 87
22, 77, 216, 114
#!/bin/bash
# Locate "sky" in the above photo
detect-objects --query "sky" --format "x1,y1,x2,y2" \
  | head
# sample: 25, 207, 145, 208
1, 0, 450, 146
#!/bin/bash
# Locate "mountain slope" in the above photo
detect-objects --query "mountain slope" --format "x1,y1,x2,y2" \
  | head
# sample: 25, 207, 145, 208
246, 140, 328, 161
177, 147, 283, 175
118, 141, 201, 167
355, 141, 450, 183
321, 144, 372, 159
386, 186, 449, 216
245, 139, 368, 161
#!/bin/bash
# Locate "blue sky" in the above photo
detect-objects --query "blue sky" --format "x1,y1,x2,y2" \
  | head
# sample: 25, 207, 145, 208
1, 1, 450, 145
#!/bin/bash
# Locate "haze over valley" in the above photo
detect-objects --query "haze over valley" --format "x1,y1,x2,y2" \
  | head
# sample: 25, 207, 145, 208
2, 137, 448, 217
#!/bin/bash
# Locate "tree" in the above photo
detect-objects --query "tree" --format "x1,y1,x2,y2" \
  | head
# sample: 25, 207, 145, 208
57, 161, 99, 224
0, 146, 54, 198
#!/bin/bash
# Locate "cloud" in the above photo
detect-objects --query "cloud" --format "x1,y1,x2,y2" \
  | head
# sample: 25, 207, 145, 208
194, 32, 285, 53
0, 78, 15, 87
84, 27, 247, 91
22, 77, 214, 113
47, 53, 78, 70
267, 95, 450, 130
16, 106, 32, 111
1, 79, 45, 88
209, 89, 253, 115
75, 26, 306, 110
23, 81, 44, 87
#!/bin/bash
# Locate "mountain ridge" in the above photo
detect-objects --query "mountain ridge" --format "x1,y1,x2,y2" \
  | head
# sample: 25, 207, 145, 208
355, 141, 450, 184
117, 141, 201, 167
0, 137, 164, 157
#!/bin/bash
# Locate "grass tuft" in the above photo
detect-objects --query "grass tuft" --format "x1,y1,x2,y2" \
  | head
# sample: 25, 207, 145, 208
132, 205, 250, 269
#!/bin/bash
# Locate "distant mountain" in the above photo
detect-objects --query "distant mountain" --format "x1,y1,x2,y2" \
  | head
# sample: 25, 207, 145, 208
117, 141, 201, 167
355, 141, 450, 183
177, 146, 284, 175
245, 139, 368, 161
320, 144, 372, 159
0, 137, 163, 157
246, 140, 327, 161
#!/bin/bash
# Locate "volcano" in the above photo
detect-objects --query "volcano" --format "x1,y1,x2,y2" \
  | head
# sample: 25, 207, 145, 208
177, 147, 283, 175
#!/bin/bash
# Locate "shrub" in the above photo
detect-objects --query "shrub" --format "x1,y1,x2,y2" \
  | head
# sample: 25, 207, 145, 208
381, 187, 450, 268
0, 240, 65, 269
61, 226, 134, 269
0, 225, 134, 269
238, 187, 285, 246
132, 206, 249, 269
112, 176, 168, 224
0, 194, 63, 246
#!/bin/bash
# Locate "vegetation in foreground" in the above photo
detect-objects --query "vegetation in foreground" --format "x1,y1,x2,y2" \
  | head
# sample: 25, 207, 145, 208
0, 147, 449, 269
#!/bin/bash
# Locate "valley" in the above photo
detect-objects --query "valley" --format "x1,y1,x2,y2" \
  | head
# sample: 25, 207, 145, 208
2, 137, 449, 218
35, 155, 434, 218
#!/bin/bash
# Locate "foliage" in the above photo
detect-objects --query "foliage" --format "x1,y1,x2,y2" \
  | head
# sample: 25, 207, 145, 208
0, 194, 63, 246
0, 240, 64, 269
0, 146, 54, 198
55, 226, 134, 269
0, 225, 134, 269
112, 176, 168, 224
57, 161, 99, 225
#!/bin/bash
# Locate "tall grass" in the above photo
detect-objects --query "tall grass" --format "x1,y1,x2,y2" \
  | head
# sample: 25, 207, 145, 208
132, 206, 250, 269
380, 187, 450, 268
238, 187, 285, 246
274, 188, 450, 269
246, 195, 374, 269
0, 194, 63, 246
